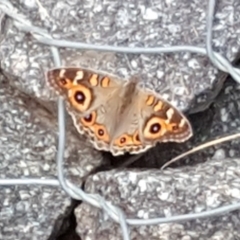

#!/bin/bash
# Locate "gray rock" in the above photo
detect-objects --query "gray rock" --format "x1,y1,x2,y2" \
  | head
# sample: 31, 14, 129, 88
75, 157, 240, 240
0, 80, 102, 240
0, 81, 66, 240
1, 0, 240, 239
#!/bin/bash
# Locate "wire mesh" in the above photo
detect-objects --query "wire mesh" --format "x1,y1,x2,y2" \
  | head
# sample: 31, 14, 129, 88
0, 0, 240, 239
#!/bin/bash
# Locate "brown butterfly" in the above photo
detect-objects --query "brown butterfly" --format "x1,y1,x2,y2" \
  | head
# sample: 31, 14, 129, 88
46, 67, 193, 156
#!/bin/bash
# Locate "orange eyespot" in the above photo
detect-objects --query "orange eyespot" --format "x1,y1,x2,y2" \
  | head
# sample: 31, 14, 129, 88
68, 85, 92, 112
58, 77, 74, 89
114, 134, 133, 147
80, 111, 97, 127
171, 124, 179, 132
132, 131, 141, 145
143, 117, 182, 140
143, 117, 167, 140
91, 124, 110, 143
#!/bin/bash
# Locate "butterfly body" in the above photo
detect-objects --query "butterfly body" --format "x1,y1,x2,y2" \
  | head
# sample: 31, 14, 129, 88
47, 67, 193, 156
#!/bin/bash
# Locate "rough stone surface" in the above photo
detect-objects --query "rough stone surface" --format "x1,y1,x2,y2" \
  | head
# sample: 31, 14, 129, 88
0, 0, 240, 240
0, 81, 67, 240
0, 0, 240, 112
0, 80, 102, 240
76, 157, 240, 240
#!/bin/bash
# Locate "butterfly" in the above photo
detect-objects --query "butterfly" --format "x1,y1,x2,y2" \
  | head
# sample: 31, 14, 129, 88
46, 67, 193, 156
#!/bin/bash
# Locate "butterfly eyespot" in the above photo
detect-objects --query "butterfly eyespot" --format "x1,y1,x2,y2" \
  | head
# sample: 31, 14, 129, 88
143, 117, 167, 140
91, 124, 110, 143
84, 114, 92, 122
80, 111, 96, 127
114, 134, 133, 147
57, 77, 73, 89
120, 137, 126, 144
75, 91, 85, 103
98, 129, 104, 136
133, 131, 141, 145
68, 85, 92, 112
172, 124, 179, 131
150, 123, 161, 133
59, 78, 67, 85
